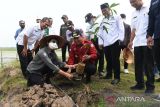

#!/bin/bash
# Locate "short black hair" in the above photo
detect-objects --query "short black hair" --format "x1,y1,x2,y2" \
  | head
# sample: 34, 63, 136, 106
41, 17, 50, 23
120, 14, 126, 19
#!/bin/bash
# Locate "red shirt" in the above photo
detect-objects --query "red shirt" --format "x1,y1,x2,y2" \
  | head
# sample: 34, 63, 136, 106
67, 40, 97, 65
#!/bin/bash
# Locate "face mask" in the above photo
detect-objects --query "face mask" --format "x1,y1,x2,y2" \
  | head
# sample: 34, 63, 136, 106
48, 42, 58, 49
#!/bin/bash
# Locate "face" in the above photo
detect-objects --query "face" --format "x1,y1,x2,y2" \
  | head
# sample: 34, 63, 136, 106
74, 37, 83, 45
40, 20, 50, 30
89, 17, 96, 24
62, 18, 68, 23
130, 0, 142, 9
101, 8, 110, 17
19, 23, 25, 29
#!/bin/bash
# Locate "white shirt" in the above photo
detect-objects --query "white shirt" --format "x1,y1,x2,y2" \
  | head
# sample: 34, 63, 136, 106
66, 30, 73, 42
131, 5, 149, 47
16, 25, 45, 50
49, 27, 56, 35
86, 23, 99, 40
97, 15, 124, 47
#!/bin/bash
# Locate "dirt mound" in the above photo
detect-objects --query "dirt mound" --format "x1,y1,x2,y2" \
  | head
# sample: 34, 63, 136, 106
1, 84, 77, 107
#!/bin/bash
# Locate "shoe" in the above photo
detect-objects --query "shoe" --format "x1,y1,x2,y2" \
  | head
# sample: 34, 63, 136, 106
130, 85, 144, 90
156, 78, 160, 82
145, 89, 154, 94
99, 72, 104, 78
111, 79, 120, 85
124, 69, 129, 74
152, 94, 160, 101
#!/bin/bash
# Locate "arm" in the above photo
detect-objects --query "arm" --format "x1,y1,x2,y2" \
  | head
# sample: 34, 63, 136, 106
97, 25, 104, 49
147, 1, 155, 38
21, 34, 28, 56
67, 44, 75, 65
128, 28, 136, 49
89, 44, 97, 60
14, 30, 19, 40
117, 16, 125, 41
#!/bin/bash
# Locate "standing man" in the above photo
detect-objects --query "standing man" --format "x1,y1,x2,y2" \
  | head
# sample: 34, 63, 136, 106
44, 17, 56, 36
98, 3, 124, 84
120, 14, 131, 74
16, 17, 50, 78
85, 13, 104, 78
128, 0, 155, 94
14, 20, 25, 40
60, 15, 69, 62
147, 0, 160, 100
147, 0, 160, 82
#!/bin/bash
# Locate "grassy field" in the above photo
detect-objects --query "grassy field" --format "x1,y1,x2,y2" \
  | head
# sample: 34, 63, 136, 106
0, 48, 160, 106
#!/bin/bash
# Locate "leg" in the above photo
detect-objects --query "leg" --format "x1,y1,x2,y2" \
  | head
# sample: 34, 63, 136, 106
84, 63, 96, 83
17, 44, 29, 78
131, 47, 144, 90
27, 73, 44, 87
144, 47, 155, 93
104, 46, 112, 79
62, 42, 67, 62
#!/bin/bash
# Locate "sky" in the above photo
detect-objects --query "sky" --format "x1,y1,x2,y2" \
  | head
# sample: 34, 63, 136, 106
0, 0, 150, 47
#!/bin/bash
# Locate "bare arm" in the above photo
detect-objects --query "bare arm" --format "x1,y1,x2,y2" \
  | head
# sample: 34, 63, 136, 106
21, 34, 28, 56
128, 29, 136, 49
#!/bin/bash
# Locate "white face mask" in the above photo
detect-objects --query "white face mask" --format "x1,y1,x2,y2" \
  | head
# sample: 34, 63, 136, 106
48, 41, 58, 50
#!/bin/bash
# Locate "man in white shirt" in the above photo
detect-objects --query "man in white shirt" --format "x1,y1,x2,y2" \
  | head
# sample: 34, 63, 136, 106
98, 3, 124, 84
128, 0, 154, 94
16, 17, 50, 78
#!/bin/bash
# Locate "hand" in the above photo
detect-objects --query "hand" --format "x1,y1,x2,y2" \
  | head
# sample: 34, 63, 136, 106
65, 64, 76, 69
82, 55, 91, 62
21, 48, 28, 56
147, 36, 153, 48
99, 45, 103, 50
31, 49, 35, 56
65, 72, 73, 80
128, 42, 133, 49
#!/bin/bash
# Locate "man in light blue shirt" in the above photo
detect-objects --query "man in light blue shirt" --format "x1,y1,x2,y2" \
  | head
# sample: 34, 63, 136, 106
14, 20, 25, 40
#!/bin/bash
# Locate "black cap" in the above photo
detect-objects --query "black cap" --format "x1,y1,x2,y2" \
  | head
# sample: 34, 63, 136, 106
61, 15, 68, 19
85, 13, 93, 23
72, 29, 83, 38
100, 3, 109, 9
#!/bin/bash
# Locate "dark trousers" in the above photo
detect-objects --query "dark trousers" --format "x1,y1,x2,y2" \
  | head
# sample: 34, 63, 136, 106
27, 66, 54, 87
61, 41, 70, 62
134, 46, 155, 90
121, 46, 128, 69
154, 39, 160, 74
17, 44, 33, 78
84, 62, 96, 78
104, 40, 121, 79
91, 38, 104, 73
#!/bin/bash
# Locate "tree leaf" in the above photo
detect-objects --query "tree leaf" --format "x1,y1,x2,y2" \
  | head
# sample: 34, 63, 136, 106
109, 3, 119, 9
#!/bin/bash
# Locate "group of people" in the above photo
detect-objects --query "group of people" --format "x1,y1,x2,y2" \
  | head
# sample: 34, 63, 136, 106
14, 0, 160, 99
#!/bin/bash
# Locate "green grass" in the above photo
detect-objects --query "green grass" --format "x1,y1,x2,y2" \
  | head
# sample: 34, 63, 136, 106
0, 47, 16, 51
0, 58, 160, 106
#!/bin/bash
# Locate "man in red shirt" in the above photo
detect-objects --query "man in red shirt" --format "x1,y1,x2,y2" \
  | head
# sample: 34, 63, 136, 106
67, 29, 97, 83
